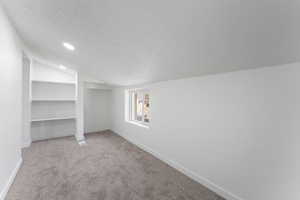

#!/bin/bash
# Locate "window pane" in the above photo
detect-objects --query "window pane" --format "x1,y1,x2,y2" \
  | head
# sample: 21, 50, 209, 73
143, 94, 150, 123
131, 92, 137, 121
136, 93, 143, 121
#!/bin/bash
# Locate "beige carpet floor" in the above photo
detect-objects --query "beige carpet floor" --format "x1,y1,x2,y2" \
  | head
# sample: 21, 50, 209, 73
6, 131, 225, 200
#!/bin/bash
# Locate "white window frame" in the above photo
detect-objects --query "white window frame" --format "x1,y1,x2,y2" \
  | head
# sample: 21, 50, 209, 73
126, 89, 150, 128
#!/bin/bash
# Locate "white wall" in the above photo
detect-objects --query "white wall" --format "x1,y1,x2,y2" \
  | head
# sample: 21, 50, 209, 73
31, 60, 76, 83
22, 55, 31, 147
111, 63, 300, 200
76, 74, 84, 141
84, 88, 111, 133
0, 5, 23, 200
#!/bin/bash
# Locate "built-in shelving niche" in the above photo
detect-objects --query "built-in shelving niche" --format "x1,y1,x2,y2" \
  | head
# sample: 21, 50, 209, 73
30, 61, 77, 141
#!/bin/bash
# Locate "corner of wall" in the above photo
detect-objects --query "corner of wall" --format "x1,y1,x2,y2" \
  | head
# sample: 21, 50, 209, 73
0, 158, 23, 200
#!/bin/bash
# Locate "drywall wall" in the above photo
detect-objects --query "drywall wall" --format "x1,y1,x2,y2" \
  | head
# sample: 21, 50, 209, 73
31, 60, 76, 83
76, 74, 84, 141
84, 88, 111, 133
0, 5, 23, 200
111, 63, 300, 200
22, 55, 31, 147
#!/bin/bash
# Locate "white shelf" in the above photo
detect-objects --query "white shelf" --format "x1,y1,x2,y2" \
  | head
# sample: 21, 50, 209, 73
31, 99, 76, 102
32, 80, 76, 85
31, 116, 76, 122
30, 61, 77, 141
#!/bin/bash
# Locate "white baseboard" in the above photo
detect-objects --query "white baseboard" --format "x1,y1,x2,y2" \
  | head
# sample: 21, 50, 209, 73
0, 158, 23, 200
75, 134, 85, 142
84, 129, 110, 135
114, 131, 244, 200
22, 141, 31, 148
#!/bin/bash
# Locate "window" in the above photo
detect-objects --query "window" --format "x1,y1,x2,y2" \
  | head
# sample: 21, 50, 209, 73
126, 89, 150, 127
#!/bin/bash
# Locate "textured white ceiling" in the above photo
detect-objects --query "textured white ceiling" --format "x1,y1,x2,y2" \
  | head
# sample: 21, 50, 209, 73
1, 0, 300, 86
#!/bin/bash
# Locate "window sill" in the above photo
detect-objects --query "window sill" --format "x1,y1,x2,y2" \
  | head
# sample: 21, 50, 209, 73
126, 120, 150, 129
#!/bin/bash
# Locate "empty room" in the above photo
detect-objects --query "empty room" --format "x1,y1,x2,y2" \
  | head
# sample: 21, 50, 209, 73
0, 0, 299, 200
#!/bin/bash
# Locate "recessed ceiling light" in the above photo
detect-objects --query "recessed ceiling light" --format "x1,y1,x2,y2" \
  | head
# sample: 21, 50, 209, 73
63, 42, 75, 51
59, 65, 67, 70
